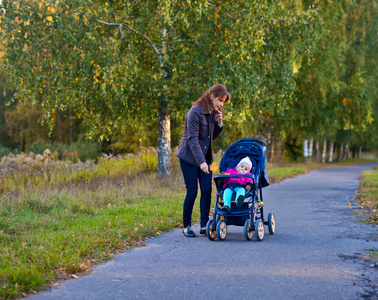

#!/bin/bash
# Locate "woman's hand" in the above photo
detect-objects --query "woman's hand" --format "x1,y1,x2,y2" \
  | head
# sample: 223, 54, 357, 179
214, 109, 223, 126
200, 162, 210, 174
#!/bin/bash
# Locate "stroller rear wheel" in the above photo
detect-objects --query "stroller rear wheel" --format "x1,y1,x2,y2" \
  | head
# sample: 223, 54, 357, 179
216, 220, 227, 241
244, 219, 253, 241
254, 219, 264, 241
267, 212, 276, 235
206, 219, 217, 241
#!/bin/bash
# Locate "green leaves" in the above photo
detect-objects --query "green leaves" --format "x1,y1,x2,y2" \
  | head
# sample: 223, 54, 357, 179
3, 0, 372, 156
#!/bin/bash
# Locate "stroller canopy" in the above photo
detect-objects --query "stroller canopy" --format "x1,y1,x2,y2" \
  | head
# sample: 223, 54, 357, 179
219, 138, 269, 188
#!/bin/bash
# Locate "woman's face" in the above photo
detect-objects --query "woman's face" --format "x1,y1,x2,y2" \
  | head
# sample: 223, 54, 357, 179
211, 94, 227, 111
237, 162, 250, 174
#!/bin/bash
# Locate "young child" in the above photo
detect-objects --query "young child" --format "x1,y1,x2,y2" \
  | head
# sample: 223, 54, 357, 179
221, 157, 253, 213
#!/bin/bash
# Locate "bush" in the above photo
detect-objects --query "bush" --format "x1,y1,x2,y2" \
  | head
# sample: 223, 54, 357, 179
25, 140, 101, 162
0, 147, 16, 158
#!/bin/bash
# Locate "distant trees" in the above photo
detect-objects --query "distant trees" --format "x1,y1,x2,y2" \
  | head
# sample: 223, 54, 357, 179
292, 0, 376, 162
0, 0, 324, 174
0, 0, 376, 171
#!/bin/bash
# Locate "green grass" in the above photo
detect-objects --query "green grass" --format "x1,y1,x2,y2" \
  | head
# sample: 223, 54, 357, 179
0, 172, 192, 298
357, 165, 378, 225
0, 155, 377, 298
356, 165, 378, 260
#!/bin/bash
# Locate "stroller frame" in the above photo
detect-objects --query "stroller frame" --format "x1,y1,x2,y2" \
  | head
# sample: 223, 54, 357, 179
206, 138, 276, 241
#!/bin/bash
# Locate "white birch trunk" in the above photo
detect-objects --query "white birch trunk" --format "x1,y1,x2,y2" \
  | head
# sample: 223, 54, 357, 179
157, 27, 171, 177
328, 141, 334, 162
321, 138, 327, 163
303, 139, 308, 157
157, 107, 171, 177
308, 137, 313, 157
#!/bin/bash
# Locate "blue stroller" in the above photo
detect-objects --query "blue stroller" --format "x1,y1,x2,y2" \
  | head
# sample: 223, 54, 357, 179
206, 138, 275, 241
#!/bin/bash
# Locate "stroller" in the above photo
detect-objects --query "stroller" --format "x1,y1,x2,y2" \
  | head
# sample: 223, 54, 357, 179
206, 138, 275, 241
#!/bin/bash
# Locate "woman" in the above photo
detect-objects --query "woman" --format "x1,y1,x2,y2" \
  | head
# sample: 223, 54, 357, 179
176, 84, 230, 237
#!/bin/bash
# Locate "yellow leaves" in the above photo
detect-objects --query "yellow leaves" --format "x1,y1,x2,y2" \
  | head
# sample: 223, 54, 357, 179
46, 16, 53, 22
210, 162, 219, 173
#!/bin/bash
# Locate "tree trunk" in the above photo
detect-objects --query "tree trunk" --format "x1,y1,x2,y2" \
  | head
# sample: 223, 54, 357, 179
157, 105, 171, 177
268, 124, 274, 164
259, 117, 271, 162
308, 137, 313, 158
315, 140, 320, 163
69, 107, 73, 145
328, 141, 334, 162
57, 110, 63, 143
321, 138, 327, 163
303, 139, 308, 157
275, 136, 283, 164
344, 143, 350, 160
337, 143, 343, 161
157, 28, 171, 177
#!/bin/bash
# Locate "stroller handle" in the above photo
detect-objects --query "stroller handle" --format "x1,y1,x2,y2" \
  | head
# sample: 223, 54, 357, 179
214, 174, 254, 179
242, 138, 266, 147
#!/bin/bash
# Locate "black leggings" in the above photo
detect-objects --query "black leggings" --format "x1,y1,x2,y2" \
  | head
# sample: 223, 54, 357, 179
180, 158, 212, 228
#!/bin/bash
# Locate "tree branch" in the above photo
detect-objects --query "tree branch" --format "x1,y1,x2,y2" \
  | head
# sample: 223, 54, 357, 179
96, 20, 125, 39
31, 29, 62, 48
122, 23, 162, 64
73, 10, 163, 65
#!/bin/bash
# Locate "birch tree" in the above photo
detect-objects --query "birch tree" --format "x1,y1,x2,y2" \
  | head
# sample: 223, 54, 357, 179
0, 0, 323, 173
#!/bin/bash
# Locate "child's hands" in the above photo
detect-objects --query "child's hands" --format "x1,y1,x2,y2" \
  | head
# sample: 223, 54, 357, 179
245, 184, 252, 190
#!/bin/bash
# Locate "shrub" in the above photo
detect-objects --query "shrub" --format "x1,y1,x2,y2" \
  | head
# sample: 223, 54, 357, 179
25, 140, 101, 162
0, 147, 15, 158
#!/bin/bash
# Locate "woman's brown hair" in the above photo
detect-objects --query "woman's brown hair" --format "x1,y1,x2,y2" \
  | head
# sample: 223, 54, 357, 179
193, 84, 231, 112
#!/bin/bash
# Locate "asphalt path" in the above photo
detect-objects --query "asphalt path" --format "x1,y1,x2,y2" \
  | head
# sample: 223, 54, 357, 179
29, 163, 378, 300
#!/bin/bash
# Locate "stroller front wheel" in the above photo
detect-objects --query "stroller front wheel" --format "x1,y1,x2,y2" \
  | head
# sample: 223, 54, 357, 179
216, 220, 227, 241
254, 219, 264, 241
206, 219, 217, 241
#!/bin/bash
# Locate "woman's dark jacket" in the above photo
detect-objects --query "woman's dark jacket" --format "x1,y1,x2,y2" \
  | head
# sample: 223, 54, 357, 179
176, 103, 223, 167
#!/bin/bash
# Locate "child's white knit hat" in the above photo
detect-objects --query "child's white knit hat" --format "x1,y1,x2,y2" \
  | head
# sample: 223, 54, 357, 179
237, 157, 252, 171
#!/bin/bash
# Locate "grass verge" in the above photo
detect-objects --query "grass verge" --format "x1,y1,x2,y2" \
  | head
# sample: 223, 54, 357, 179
0, 156, 377, 298
0, 171, 191, 299
357, 165, 378, 224
356, 165, 378, 259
